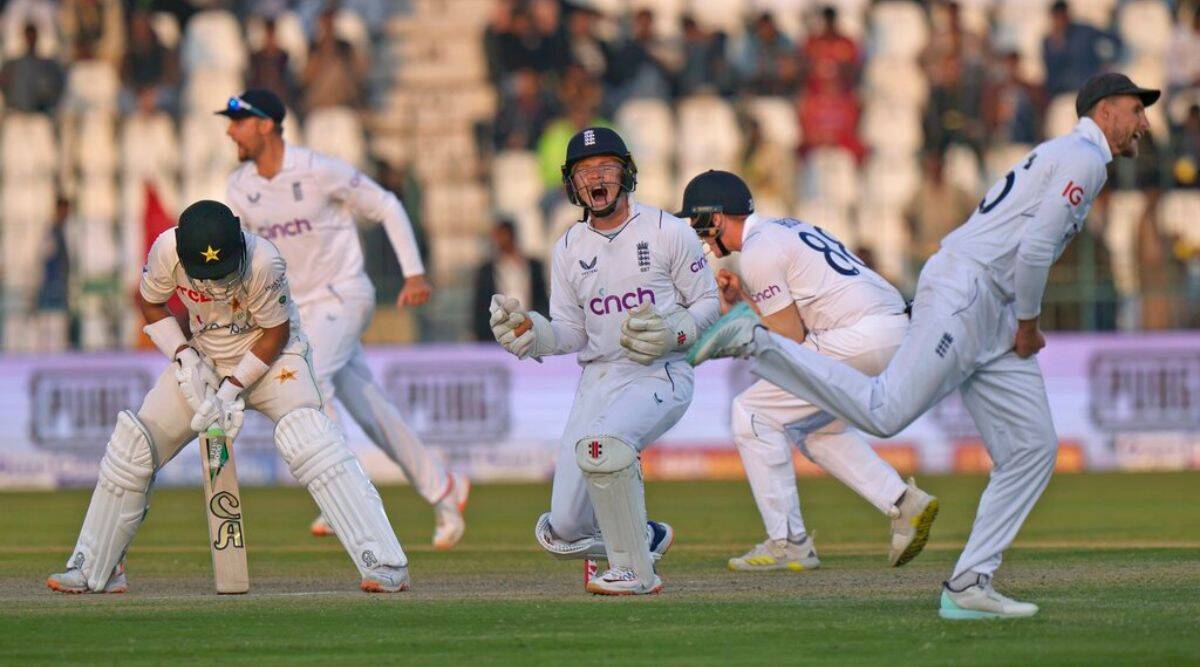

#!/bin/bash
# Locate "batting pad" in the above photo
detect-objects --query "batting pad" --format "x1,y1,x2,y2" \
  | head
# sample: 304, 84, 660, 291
575, 436, 656, 587
534, 512, 607, 560
73, 410, 155, 591
275, 408, 407, 574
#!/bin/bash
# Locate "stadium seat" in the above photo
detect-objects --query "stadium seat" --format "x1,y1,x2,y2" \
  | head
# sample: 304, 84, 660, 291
629, 0, 684, 36
750, 0, 806, 39
1044, 93, 1079, 139
615, 98, 676, 166
1117, 0, 1172, 57
1, 113, 57, 178
335, 8, 372, 54
1168, 88, 1200, 126
245, 11, 309, 75
863, 153, 918, 208
78, 174, 118, 221
862, 58, 928, 109
1158, 191, 1200, 245
993, 0, 1051, 84
430, 234, 485, 279
747, 96, 801, 151
633, 160, 674, 211
802, 147, 859, 208
74, 205, 120, 282
1, 1, 59, 58
181, 9, 247, 75
490, 150, 546, 255
74, 112, 119, 177
686, 0, 744, 35
794, 200, 855, 249
121, 113, 181, 179
856, 200, 910, 286
869, 1, 929, 60
677, 94, 741, 173
183, 70, 245, 114
1, 177, 55, 296
62, 60, 120, 115
984, 144, 1034, 186
151, 11, 181, 49
1072, 0, 1117, 28
861, 101, 922, 154
944, 144, 983, 198
304, 107, 367, 169
1103, 190, 1147, 299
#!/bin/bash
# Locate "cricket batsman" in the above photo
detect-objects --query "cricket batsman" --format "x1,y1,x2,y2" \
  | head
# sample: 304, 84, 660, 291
489, 127, 719, 594
688, 73, 1159, 618
677, 170, 938, 572
219, 90, 468, 550
48, 200, 411, 593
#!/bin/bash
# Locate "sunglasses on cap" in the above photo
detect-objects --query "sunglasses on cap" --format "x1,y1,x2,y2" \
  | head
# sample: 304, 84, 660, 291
226, 96, 271, 120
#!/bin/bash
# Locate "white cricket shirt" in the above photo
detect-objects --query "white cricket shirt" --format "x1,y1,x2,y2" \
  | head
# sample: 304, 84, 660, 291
226, 144, 425, 306
739, 214, 907, 333
546, 198, 720, 365
140, 229, 306, 371
940, 117, 1112, 318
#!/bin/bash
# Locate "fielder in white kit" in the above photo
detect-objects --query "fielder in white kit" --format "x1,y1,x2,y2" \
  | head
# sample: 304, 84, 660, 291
47, 200, 411, 593
676, 170, 938, 573
219, 91, 468, 550
689, 73, 1159, 619
489, 128, 719, 594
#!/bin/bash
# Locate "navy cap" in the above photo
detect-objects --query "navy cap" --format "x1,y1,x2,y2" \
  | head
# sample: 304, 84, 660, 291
1075, 73, 1160, 117
677, 170, 755, 218
216, 89, 286, 124
563, 127, 631, 173
175, 200, 245, 280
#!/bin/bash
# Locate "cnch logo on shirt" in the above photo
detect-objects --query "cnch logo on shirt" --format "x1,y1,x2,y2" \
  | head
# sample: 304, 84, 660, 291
588, 287, 655, 315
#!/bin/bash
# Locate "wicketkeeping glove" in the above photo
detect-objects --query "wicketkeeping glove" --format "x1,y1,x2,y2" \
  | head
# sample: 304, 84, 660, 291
190, 379, 245, 441
173, 347, 220, 413
489, 293, 556, 360
620, 302, 698, 365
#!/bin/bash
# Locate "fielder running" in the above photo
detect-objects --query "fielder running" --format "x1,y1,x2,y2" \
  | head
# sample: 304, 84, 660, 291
676, 170, 938, 572
219, 90, 468, 549
490, 127, 719, 594
48, 200, 411, 593
689, 73, 1158, 618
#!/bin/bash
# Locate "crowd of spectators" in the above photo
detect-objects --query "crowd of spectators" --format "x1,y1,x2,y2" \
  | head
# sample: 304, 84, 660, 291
476, 0, 1200, 334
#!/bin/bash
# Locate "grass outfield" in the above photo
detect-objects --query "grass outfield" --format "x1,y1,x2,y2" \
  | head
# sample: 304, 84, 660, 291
1, 472, 1197, 665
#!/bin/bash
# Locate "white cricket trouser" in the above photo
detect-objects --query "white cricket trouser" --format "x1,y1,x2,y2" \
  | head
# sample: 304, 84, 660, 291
751, 250, 1058, 579
301, 289, 451, 505
733, 313, 910, 542
548, 360, 693, 542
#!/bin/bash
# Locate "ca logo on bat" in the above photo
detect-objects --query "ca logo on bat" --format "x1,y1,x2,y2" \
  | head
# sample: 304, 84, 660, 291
209, 491, 244, 550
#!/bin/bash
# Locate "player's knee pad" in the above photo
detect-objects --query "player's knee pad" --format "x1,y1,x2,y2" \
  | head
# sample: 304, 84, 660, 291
73, 410, 155, 591
534, 512, 607, 560
274, 407, 406, 573
575, 435, 638, 474
274, 407, 355, 486
99, 411, 156, 493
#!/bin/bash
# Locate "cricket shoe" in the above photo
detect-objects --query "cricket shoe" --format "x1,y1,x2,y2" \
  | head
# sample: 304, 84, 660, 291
686, 302, 762, 366
585, 566, 663, 596
889, 477, 939, 567
939, 576, 1038, 620
310, 513, 335, 537
361, 566, 411, 593
46, 563, 127, 594
584, 521, 673, 589
433, 473, 470, 550
728, 535, 820, 572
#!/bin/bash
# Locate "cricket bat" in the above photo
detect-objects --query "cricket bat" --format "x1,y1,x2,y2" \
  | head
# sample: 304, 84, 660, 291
199, 423, 249, 594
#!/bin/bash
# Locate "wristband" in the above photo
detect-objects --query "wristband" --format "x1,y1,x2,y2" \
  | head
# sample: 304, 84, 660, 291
144, 316, 188, 359
231, 352, 271, 389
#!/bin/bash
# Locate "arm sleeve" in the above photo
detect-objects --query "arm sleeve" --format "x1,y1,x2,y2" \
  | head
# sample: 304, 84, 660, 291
138, 231, 177, 304
738, 243, 793, 317
546, 238, 588, 355
324, 157, 426, 277
670, 224, 721, 330
1014, 158, 1104, 320
244, 250, 292, 329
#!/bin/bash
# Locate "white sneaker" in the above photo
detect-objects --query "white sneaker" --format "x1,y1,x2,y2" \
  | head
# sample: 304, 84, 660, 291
583, 521, 673, 591
728, 536, 821, 572
686, 302, 762, 366
433, 473, 470, 550
310, 513, 335, 537
46, 563, 127, 594
360, 566, 411, 593
939, 579, 1039, 620
889, 478, 939, 567
585, 566, 663, 596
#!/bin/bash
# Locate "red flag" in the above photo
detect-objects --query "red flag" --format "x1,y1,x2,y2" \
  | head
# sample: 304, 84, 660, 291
135, 183, 186, 348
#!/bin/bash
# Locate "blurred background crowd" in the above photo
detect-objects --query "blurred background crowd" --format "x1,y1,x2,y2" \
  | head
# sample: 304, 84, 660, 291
0, 0, 1197, 352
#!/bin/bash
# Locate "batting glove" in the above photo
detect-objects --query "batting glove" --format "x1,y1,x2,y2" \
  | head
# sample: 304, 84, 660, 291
191, 379, 245, 441
620, 303, 698, 365
173, 347, 220, 413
